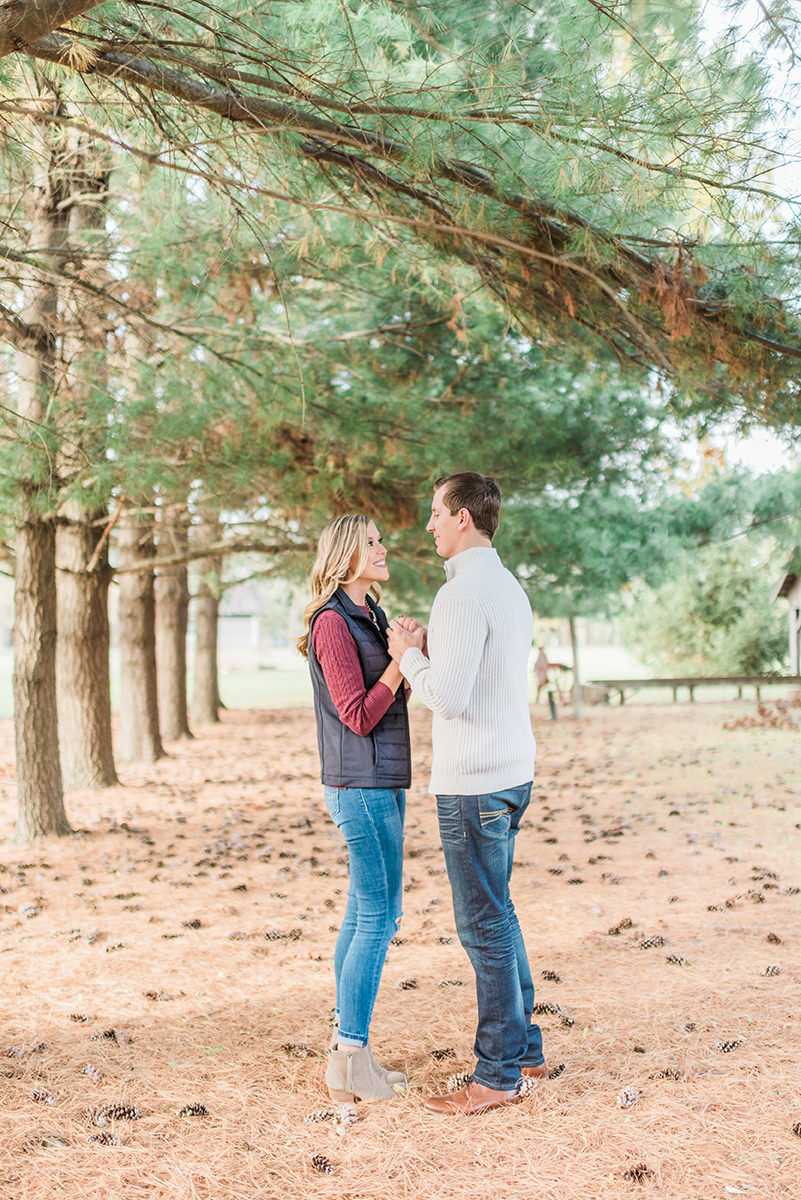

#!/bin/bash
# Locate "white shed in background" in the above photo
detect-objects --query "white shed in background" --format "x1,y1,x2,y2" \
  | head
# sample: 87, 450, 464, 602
772, 570, 801, 674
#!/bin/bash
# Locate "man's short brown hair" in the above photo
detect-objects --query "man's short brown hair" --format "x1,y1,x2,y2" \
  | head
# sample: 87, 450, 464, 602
435, 472, 501, 541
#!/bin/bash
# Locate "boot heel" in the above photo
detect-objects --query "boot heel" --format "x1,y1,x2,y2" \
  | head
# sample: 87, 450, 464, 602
327, 1086, 355, 1103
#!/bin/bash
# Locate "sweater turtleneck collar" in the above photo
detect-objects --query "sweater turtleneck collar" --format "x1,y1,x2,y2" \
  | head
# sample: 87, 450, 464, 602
443, 545, 498, 581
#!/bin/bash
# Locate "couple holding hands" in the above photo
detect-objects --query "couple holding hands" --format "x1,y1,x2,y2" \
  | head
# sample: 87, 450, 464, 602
298, 473, 546, 1116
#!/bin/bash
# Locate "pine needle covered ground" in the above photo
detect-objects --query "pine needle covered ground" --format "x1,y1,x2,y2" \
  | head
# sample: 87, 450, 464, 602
0, 702, 799, 1200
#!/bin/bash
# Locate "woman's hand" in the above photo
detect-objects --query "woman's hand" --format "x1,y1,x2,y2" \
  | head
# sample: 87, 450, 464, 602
397, 615, 428, 656
387, 617, 427, 661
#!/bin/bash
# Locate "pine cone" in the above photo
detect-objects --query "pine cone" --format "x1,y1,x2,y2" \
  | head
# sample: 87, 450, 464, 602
331, 1103, 357, 1128
88, 1131, 120, 1145
622, 1163, 653, 1182
548, 1063, 566, 1079
639, 934, 667, 949
281, 1042, 314, 1059
607, 918, 633, 935
177, 1103, 208, 1116
31, 1089, 57, 1106
396, 978, 417, 990
90, 1028, 129, 1045
541, 970, 562, 982
761, 965, 782, 976
616, 1085, 640, 1108
516, 1076, 539, 1098
311, 1154, 334, 1174
431, 1048, 456, 1061
714, 1038, 744, 1053
791, 1122, 801, 1138
437, 979, 463, 987
653, 1068, 683, 1080
666, 954, 688, 965
766, 932, 782, 944
92, 1102, 142, 1126
304, 1109, 334, 1123
446, 1072, 472, 1092
81, 1064, 103, 1082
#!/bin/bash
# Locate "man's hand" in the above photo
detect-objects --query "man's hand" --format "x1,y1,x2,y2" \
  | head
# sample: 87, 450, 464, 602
387, 616, 426, 663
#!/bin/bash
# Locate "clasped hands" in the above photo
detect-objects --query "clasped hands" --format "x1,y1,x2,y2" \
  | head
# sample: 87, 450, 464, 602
387, 615, 427, 663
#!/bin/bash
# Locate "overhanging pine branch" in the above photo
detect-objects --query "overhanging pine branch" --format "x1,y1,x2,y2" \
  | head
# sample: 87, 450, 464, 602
19, 29, 801, 396
0, 0, 103, 57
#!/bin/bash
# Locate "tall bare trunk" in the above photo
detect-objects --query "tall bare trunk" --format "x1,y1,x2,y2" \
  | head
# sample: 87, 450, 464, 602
156, 505, 192, 742
13, 521, 69, 840
569, 615, 583, 720
191, 512, 222, 725
56, 132, 117, 789
117, 511, 164, 763
56, 510, 117, 787
12, 87, 71, 841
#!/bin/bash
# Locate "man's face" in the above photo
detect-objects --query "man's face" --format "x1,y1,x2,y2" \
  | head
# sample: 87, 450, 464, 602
426, 485, 463, 559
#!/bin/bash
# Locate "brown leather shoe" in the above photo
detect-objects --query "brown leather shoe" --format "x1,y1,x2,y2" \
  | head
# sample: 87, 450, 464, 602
520, 1063, 548, 1078
423, 1081, 522, 1116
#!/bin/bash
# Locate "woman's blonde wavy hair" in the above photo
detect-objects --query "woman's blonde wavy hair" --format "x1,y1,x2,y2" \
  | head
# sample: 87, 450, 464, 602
297, 514, 381, 658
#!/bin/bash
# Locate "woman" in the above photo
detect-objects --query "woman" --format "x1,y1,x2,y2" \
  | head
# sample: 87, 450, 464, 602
298, 514, 410, 1103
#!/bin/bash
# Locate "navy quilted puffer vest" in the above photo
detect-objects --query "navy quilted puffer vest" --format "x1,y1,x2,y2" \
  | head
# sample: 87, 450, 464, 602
308, 588, 411, 789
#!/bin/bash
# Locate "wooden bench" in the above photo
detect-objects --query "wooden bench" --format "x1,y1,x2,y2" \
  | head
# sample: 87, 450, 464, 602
587, 675, 801, 704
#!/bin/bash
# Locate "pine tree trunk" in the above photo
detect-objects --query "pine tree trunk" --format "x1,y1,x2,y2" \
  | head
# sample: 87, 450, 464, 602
56, 510, 117, 788
156, 506, 192, 742
13, 520, 70, 841
55, 133, 117, 790
117, 511, 164, 763
569, 615, 583, 720
191, 513, 222, 725
12, 86, 71, 842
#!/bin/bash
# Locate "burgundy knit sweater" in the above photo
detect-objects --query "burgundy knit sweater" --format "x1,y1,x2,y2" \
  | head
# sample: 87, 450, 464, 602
311, 607, 394, 736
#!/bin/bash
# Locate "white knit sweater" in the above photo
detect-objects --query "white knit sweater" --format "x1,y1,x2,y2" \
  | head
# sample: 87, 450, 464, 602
400, 546, 536, 794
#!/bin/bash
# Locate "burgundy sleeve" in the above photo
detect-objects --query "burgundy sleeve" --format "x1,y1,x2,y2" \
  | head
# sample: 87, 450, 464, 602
312, 611, 396, 735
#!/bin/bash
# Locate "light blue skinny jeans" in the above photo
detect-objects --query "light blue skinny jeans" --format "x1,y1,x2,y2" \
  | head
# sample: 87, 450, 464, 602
324, 786, 405, 1046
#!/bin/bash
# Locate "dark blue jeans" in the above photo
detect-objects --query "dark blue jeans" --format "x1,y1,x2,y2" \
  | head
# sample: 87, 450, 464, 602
436, 782, 543, 1090
324, 786, 405, 1046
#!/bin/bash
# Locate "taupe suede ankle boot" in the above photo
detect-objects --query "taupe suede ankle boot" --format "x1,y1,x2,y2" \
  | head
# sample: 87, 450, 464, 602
325, 1047, 400, 1103
328, 1027, 407, 1087
367, 1045, 407, 1088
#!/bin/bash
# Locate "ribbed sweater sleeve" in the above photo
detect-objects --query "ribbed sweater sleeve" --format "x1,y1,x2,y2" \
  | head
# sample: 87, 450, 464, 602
399, 596, 488, 719
312, 609, 395, 736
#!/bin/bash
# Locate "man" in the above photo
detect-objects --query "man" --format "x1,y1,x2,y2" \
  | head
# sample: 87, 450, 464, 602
387, 472, 546, 1116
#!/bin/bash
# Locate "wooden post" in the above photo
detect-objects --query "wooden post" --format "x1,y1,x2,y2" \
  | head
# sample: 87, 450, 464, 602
568, 616, 583, 719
